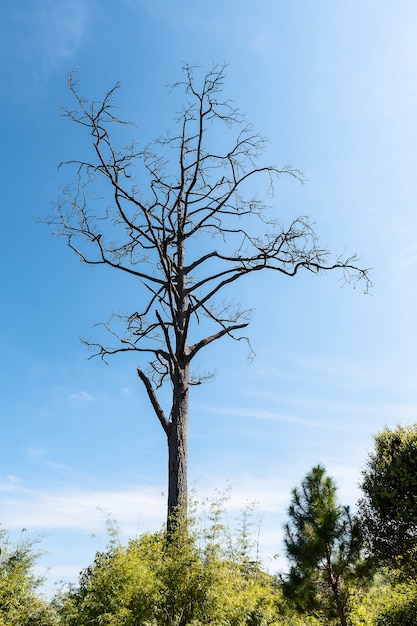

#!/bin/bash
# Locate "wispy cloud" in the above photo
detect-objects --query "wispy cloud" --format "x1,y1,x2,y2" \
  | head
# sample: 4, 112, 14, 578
1, 0, 92, 96
0, 472, 362, 587
0, 479, 166, 535
39, 0, 91, 62
0, 475, 294, 591
27, 447, 74, 472
254, 350, 417, 400
69, 390, 94, 402
199, 404, 335, 429
0, 474, 291, 545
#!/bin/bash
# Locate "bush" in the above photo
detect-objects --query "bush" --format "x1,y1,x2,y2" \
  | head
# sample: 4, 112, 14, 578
55, 497, 284, 625
375, 597, 417, 626
372, 579, 417, 626
0, 527, 57, 625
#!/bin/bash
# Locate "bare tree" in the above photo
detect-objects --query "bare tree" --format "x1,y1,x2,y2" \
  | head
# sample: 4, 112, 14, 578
48, 64, 370, 529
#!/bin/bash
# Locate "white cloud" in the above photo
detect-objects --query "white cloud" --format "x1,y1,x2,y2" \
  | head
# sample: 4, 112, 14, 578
69, 390, 93, 402
1, 475, 22, 493
0, 475, 291, 594
0, 474, 289, 548
1, 472, 362, 588
0, 480, 166, 535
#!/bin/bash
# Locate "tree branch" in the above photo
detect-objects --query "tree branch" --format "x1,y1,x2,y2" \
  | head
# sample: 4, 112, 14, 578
187, 322, 249, 361
137, 368, 171, 435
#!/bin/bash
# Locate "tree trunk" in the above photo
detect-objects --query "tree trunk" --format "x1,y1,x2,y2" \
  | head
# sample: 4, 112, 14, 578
167, 363, 189, 533
335, 595, 348, 626
325, 552, 348, 626
330, 579, 348, 626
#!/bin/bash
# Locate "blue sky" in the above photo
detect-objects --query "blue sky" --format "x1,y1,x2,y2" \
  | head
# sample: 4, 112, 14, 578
1, 0, 417, 592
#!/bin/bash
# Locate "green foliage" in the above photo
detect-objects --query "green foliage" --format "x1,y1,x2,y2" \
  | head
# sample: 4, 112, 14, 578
369, 576, 417, 626
346, 571, 403, 625
282, 465, 372, 626
375, 600, 417, 626
359, 424, 417, 578
374, 594, 417, 626
0, 527, 57, 625
2, 492, 404, 625
55, 496, 286, 625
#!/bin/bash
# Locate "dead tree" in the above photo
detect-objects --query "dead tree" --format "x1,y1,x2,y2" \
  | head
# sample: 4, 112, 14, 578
48, 64, 370, 529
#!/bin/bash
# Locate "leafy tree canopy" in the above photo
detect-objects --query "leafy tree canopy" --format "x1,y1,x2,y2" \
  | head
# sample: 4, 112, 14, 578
359, 424, 417, 578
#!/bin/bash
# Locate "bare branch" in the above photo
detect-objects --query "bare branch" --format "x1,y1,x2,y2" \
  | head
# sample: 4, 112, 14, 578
47, 62, 371, 392
137, 368, 170, 435
188, 322, 249, 361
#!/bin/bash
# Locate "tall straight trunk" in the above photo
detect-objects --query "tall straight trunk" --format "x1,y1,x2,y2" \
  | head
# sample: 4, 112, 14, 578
167, 363, 189, 532
166, 198, 189, 532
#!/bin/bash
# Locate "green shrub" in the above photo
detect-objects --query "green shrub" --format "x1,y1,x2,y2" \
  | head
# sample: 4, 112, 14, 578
0, 527, 57, 625
373, 580, 417, 626
374, 597, 417, 626
55, 497, 285, 625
